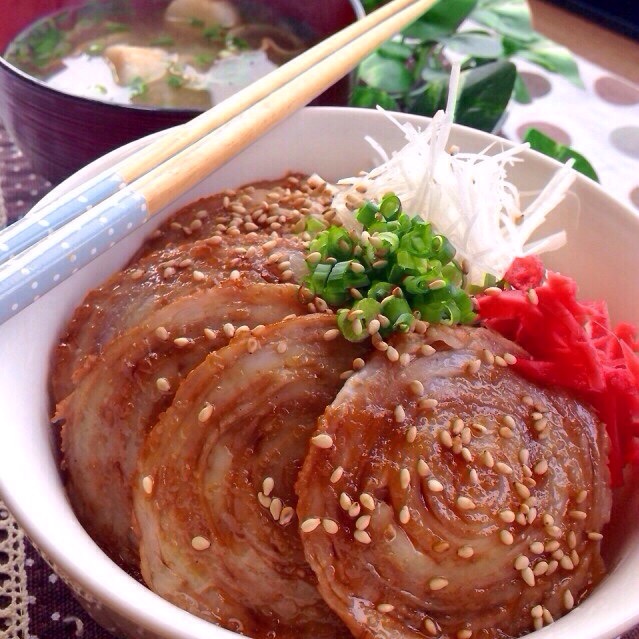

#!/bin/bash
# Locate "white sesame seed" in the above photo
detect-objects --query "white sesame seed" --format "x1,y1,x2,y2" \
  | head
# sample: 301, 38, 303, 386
494, 355, 507, 367
386, 346, 399, 362
529, 541, 545, 554
500, 530, 514, 545
533, 618, 544, 631
519, 448, 530, 465
400, 468, 411, 490
469, 468, 479, 484
322, 518, 339, 534
399, 506, 410, 524
499, 426, 514, 439
429, 577, 449, 591
300, 518, 321, 533
420, 344, 436, 357
545, 539, 560, 552
360, 493, 375, 511
569, 510, 587, 520
142, 475, 154, 495
353, 357, 365, 370
156, 377, 170, 392
495, 462, 513, 475
542, 609, 554, 625
588, 532, 603, 541
521, 567, 535, 587
533, 561, 549, 576
399, 353, 411, 367
279, 507, 295, 526
394, 405, 406, 423
439, 430, 453, 448
155, 326, 169, 340
406, 426, 417, 443
262, 477, 274, 497
428, 479, 444, 493
257, 492, 272, 508
504, 353, 517, 365
409, 380, 424, 396
465, 359, 481, 375
484, 286, 502, 296
514, 482, 531, 499
451, 418, 464, 434
528, 288, 539, 305
543, 514, 555, 527
482, 349, 495, 365
560, 556, 575, 571
330, 466, 344, 483
339, 493, 352, 510
457, 496, 476, 510
424, 619, 439, 636
461, 447, 473, 463
567, 530, 577, 549
356, 515, 371, 530
348, 503, 361, 518
563, 590, 574, 611
198, 403, 213, 423
354, 530, 372, 544
531, 605, 543, 619
323, 329, 340, 341
311, 434, 333, 449
576, 489, 588, 504
481, 450, 495, 468
546, 560, 559, 576
204, 327, 216, 341
229, 269, 241, 281
533, 459, 548, 475
457, 630, 472, 639
417, 459, 431, 477
433, 541, 450, 553
419, 398, 438, 410
376, 603, 394, 613
191, 536, 210, 551
270, 498, 283, 520
458, 545, 474, 559
514, 555, 530, 570
546, 525, 562, 539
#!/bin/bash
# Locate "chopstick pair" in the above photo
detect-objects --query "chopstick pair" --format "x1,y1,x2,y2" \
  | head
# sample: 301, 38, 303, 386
0, 0, 436, 325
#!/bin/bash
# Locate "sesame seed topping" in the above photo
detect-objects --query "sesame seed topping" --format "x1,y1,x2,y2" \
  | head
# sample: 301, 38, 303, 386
458, 545, 474, 559
409, 380, 424, 396
529, 541, 545, 554
569, 510, 587, 520
457, 496, 476, 510
399, 506, 410, 524
417, 459, 431, 477
360, 493, 375, 511
502, 415, 516, 428
546, 525, 562, 539
481, 450, 495, 468
155, 326, 169, 340
198, 403, 213, 423
533, 561, 549, 576
246, 337, 259, 354
521, 567, 535, 587
356, 515, 371, 530
279, 507, 295, 526
269, 498, 283, 520
377, 603, 394, 613
354, 530, 372, 544
301, 518, 321, 533
330, 467, 344, 483
257, 492, 271, 508
546, 560, 559, 576
528, 288, 539, 305
406, 426, 417, 443
348, 503, 361, 517
465, 359, 481, 374
469, 468, 479, 484
322, 518, 339, 534
439, 430, 453, 448
419, 398, 438, 410
484, 286, 502, 296
339, 493, 352, 510
482, 349, 495, 365
204, 328, 216, 341
400, 468, 411, 490
495, 462, 513, 475
543, 609, 554, 625
433, 541, 450, 553
262, 477, 274, 497
156, 377, 170, 392
519, 448, 530, 465
499, 426, 514, 439
563, 590, 574, 611
499, 530, 514, 545
514, 482, 531, 499
323, 329, 340, 341
457, 630, 472, 639
514, 555, 530, 570
173, 337, 191, 348
504, 353, 517, 365
386, 346, 399, 362
311, 434, 333, 449
576, 489, 588, 504
533, 618, 543, 631
191, 536, 210, 551
428, 479, 444, 493
588, 532, 603, 541
399, 353, 411, 367
142, 475, 154, 495
424, 618, 439, 636
533, 459, 548, 475
429, 577, 449, 591
394, 405, 406, 423
560, 556, 575, 571
421, 344, 436, 357
531, 605, 543, 619
543, 514, 555, 527
229, 269, 240, 281
567, 531, 577, 549
353, 357, 365, 370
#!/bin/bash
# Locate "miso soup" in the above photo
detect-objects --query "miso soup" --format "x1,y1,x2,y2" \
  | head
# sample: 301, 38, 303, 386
5, 0, 314, 110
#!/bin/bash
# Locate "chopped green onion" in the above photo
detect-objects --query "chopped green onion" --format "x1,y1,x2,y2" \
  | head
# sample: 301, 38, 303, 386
304, 193, 476, 342
151, 35, 175, 47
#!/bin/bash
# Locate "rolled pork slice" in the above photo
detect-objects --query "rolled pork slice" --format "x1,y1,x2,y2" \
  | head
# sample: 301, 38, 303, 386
133, 315, 366, 638
57, 281, 306, 570
297, 325, 611, 639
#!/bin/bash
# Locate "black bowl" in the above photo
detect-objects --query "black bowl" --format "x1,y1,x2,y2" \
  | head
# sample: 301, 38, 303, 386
0, 0, 364, 185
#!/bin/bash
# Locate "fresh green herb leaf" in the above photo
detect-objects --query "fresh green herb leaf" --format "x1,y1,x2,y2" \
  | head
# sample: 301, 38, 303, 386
378, 40, 414, 62
473, 0, 536, 43
203, 25, 225, 41
443, 31, 503, 58
350, 86, 399, 110
189, 16, 205, 28
227, 36, 249, 50
194, 52, 215, 67
404, 0, 478, 42
167, 73, 185, 88
517, 39, 583, 87
86, 41, 105, 55
513, 71, 532, 103
455, 59, 516, 131
105, 21, 130, 33
523, 128, 599, 181
358, 53, 413, 94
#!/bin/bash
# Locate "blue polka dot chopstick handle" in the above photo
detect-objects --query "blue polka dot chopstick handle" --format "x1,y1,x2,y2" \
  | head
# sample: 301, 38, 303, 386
0, 0, 436, 325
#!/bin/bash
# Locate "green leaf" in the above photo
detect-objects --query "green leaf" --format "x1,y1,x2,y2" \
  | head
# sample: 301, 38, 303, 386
358, 53, 414, 93
472, 0, 536, 43
404, 0, 478, 41
513, 71, 531, 103
405, 79, 448, 117
455, 59, 516, 131
517, 39, 583, 87
378, 40, 414, 62
443, 31, 503, 57
523, 128, 599, 181
349, 85, 399, 110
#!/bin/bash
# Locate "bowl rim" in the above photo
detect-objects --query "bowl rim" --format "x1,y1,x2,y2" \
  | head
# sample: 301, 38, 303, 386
4, 105, 639, 639
0, 0, 366, 116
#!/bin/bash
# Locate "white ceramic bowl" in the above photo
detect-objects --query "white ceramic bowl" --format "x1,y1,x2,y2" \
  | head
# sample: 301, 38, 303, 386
1, 107, 639, 639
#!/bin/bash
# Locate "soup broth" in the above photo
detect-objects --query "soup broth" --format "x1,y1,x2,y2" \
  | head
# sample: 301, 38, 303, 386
5, 0, 313, 110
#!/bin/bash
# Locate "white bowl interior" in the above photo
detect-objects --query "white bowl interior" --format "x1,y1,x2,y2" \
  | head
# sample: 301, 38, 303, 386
1, 107, 639, 639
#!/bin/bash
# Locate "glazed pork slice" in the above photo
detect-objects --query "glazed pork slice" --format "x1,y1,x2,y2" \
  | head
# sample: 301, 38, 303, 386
137, 173, 335, 256
133, 315, 366, 638
57, 281, 306, 570
296, 325, 611, 639
52, 233, 305, 402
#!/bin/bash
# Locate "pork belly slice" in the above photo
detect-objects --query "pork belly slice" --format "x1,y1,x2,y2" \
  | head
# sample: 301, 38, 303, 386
133, 315, 365, 638
297, 325, 611, 639
58, 281, 306, 570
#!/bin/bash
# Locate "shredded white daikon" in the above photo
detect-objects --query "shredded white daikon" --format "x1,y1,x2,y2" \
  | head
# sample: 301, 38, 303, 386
332, 64, 575, 286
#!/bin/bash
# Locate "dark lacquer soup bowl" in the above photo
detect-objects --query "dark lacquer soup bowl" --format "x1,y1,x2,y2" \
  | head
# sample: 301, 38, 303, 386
0, 0, 364, 185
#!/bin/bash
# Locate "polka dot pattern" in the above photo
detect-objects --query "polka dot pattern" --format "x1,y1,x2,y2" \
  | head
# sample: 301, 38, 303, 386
516, 121, 572, 146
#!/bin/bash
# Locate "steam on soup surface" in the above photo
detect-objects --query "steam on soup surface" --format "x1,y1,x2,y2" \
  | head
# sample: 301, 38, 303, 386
5, 0, 311, 109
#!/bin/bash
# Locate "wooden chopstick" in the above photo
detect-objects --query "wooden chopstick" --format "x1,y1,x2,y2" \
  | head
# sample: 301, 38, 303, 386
0, 0, 437, 325
0, 0, 422, 266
